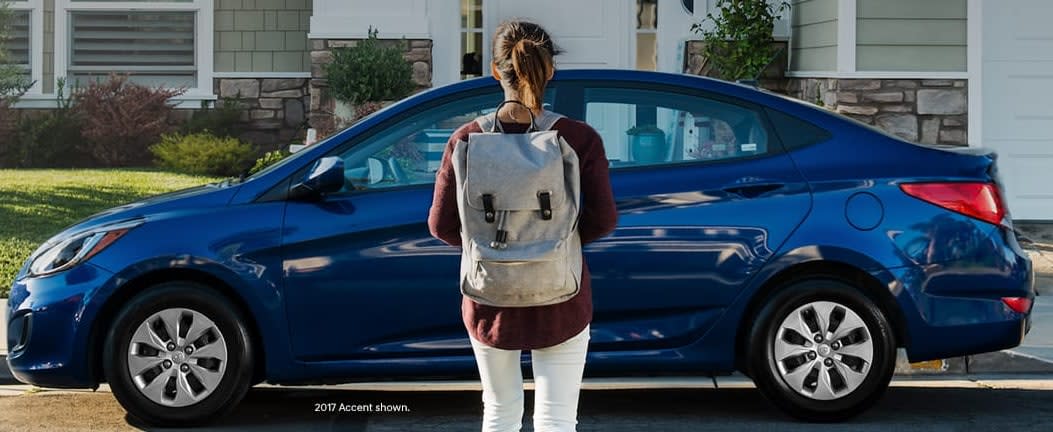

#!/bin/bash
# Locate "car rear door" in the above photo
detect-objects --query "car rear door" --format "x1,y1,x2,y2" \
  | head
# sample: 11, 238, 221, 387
566, 81, 813, 351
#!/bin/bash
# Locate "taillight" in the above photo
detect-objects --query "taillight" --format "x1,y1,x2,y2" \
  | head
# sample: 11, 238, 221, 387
1002, 297, 1032, 314
900, 182, 1007, 226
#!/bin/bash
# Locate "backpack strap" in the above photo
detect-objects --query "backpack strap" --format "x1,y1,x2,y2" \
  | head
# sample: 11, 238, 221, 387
475, 115, 495, 133
535, 111, 565, 131
475, 101, 564, 133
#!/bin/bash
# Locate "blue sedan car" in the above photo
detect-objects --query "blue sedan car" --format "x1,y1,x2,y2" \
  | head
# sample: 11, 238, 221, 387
5, 70, 1034, 425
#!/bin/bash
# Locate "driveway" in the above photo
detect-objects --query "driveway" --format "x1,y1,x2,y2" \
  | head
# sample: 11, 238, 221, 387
1, 378, 1053, 431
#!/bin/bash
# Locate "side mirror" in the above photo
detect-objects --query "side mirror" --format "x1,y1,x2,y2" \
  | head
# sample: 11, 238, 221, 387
289, 156, 344, 201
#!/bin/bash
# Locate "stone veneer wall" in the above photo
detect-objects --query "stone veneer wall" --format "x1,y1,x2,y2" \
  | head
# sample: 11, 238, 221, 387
784, 78, 968, 145
212, 77, 311, 150
681, 41, 968, 146
308, 39, 433, 137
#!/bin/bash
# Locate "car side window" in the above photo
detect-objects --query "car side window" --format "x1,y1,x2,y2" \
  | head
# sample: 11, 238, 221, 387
332, 88, 557, 193
583, 86, 772, 169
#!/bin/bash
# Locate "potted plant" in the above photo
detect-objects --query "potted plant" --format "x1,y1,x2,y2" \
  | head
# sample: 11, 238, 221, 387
690, 0, 789, 81
627, 125, 668, 163
325, 27, 415, 128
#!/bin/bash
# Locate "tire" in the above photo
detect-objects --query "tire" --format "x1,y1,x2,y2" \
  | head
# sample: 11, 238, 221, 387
747, 279, 896, 422
103, 281, 254, 426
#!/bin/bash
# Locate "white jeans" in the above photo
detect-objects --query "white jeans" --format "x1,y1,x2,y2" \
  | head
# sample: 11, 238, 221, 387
468, 324, 591, 432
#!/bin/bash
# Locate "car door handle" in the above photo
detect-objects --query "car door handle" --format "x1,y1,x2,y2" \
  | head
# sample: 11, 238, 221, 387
722, 183, 784, 198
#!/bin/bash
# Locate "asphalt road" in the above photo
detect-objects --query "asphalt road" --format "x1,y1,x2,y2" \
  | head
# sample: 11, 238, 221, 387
1, 380, 1052, 431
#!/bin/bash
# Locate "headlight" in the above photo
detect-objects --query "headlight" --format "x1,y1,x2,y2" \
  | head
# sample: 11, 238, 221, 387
29, 219, 144, 277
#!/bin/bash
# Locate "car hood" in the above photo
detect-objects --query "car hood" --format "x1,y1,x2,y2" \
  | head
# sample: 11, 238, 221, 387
59, 182, 242, 236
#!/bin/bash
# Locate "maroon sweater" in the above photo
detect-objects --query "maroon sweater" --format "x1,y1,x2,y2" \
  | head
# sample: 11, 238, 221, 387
428, 116, 618, 350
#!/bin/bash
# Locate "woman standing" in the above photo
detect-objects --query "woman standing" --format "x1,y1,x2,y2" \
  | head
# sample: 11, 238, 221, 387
428, 20, 618, 432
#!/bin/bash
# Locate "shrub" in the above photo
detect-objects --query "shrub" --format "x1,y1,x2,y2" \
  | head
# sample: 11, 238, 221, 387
150, 132, 256, 177
181, 98, 245, 137
248, 149, 291, 175
691, 0, 789, 81
2, 79, 90, 168
325, 27, 415, 104
73, 74, 186, 166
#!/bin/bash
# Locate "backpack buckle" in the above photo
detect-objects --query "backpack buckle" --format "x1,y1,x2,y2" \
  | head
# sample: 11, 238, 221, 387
482, 194, 496, 223
537, 191, 552, 220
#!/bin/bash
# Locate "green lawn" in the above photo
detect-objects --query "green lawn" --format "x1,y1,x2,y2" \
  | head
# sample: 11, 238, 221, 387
0, 169, 221, 298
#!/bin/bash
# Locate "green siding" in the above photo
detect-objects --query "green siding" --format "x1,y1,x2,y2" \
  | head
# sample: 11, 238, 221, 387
215, 0, 311, 73
856, 0, 966, 71
790, 0, 838, 72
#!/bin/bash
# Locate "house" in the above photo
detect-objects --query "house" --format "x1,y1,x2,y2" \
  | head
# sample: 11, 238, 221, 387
3, 0, 1050, 219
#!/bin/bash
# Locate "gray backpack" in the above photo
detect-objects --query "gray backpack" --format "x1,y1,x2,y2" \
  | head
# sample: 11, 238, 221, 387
451, 101, 583, 307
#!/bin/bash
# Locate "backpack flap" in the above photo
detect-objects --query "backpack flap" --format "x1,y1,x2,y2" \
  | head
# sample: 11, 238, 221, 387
464, 131, 568, 211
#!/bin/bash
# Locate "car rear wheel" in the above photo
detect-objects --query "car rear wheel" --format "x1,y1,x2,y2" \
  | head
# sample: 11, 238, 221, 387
103, 281, 254, 426
747, 279, 896, 422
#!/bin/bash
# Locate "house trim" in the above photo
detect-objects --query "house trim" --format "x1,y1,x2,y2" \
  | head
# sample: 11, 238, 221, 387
12, 92, 217, 109
786, 71, 969, 79
52, 0, 215, 96
212, 72, 312, 79
429, 0, 458, 87
966, 0, 982, 148
836, 0, 856, 73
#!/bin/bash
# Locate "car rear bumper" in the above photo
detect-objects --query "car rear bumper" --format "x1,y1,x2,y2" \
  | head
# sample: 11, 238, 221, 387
5, 263, 113, 389
892, 226, 1034, 362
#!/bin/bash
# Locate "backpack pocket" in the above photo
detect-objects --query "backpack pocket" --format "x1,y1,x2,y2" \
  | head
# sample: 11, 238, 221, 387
461, 237, 581, 307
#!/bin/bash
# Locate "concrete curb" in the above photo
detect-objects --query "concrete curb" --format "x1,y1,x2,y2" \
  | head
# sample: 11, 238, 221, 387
0, 355, 14, 386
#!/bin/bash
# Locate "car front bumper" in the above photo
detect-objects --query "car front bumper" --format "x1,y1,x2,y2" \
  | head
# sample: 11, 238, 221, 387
6, 263, 114, 389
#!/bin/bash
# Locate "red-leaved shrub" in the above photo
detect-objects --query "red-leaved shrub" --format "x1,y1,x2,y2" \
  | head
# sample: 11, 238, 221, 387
73, 74, 186, 166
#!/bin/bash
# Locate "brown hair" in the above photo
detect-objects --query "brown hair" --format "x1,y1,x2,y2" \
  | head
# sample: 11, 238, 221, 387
492, 21, 560, 112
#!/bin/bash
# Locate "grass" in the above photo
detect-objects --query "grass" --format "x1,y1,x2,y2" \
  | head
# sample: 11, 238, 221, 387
0, 169, 221, 298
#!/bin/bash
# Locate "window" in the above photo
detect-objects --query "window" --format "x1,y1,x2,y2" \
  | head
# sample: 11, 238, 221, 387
460, 0, 484, 79
333, 87, 557, 192
57, 0, 211, 94
6, 10, 31, 75
584, 86, 771, 169
764, 107, 831, 150
635, 0, 658, 71
4, 0, 41, 94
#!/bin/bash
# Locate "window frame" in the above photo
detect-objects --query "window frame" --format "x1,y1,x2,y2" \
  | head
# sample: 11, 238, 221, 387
6, 0, 44, 95
53, 0, 213, 98
459, 0, 484, 80
565, 80, 788, 172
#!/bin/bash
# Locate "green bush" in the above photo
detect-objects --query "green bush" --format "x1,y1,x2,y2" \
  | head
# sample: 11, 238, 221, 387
249, 149, 291, 175
10, 111, 89, 168
1, 79, 91, 168
150, 132, 256, 177
181, 98, 245, 137
325, 27, 415, 104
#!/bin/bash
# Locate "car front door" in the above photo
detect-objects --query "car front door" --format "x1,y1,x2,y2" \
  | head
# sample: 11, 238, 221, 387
570, 82, 813, 352
280, 87, 563, 365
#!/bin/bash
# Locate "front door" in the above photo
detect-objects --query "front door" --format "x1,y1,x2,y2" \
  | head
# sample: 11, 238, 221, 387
281, 87, 563, 362
485, 0, 634, 70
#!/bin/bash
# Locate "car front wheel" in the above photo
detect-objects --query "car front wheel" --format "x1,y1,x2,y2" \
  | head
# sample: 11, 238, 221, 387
748, 279, 896, 422
103, 282, 254, 426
